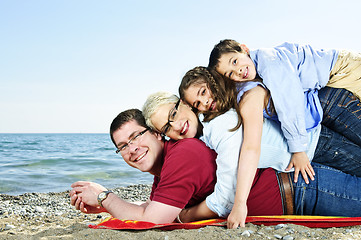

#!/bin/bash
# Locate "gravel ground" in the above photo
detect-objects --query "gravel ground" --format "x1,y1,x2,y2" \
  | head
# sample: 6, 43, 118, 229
1, 184, 361, 240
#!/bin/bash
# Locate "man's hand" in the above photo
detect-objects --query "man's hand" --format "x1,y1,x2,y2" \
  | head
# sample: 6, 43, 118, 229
69, 191, 107, 213
227, 202, 247, 229
70, 181, 107, 208
77, 201, 106, 214
70, 182, 182, 223
285, 152, 315, 183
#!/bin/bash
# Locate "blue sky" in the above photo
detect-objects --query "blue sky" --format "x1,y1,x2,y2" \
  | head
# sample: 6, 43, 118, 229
1, 0, 360, 133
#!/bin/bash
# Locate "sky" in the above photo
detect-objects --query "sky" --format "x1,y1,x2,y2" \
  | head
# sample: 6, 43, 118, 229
1, 0, 361, 133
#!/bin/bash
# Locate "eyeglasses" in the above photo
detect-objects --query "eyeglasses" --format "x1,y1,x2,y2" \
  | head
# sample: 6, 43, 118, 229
115, 129, 149, 154
160, 99, 180, 136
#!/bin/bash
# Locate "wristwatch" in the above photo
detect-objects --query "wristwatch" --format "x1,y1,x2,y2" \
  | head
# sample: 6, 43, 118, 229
97, 190, 113, 207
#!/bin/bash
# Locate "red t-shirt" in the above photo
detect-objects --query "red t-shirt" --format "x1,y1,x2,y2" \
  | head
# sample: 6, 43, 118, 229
150, 138, 217, 209
248, 168, 283, 215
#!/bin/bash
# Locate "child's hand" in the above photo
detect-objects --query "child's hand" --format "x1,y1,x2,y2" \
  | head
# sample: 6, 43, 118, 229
227, 203, 247, 229
178, 208, 190, 223
285, 152, 315, 184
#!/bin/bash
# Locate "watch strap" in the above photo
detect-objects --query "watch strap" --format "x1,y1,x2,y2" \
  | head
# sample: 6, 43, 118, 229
97, 190, 113, 208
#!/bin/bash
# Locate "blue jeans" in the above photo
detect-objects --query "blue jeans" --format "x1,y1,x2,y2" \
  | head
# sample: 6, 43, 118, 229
291, 163, 361, 217
318, 86, 361, 147
313, 125, 361, 177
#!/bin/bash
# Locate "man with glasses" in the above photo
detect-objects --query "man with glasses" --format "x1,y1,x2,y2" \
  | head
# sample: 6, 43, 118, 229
70, 108, 217, 224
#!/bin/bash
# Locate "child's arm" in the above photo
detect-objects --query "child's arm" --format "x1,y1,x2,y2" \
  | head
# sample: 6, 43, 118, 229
227, 86, 266, 229
178, 200, 218, 223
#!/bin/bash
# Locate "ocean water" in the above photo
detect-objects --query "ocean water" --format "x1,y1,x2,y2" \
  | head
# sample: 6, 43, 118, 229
0, 133, 153, 195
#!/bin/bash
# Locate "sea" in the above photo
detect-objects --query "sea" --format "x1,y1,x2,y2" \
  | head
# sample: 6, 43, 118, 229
0, 133, 154, 196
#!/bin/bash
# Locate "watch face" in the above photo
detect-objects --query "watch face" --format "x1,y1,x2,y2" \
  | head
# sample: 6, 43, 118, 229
99, 192, 106, 199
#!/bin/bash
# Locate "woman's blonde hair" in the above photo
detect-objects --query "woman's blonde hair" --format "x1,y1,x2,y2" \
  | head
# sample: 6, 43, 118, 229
142, 91, 179, 131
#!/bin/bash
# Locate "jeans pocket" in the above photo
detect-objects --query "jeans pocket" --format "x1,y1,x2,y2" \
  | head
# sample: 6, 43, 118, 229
337, 90, 361, 118
338, 90, 359, 107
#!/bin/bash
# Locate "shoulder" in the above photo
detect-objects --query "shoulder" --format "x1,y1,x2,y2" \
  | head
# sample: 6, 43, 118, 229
257, 42, 300, 58
243, 84, 267, 95
165, 139, 216, 161
202, 110, 243, 149
203, 109, 239, 132
240, 85, 268, 109
276, 42, 323, 56
167, 138, 208, 150
162, 139, 217, 180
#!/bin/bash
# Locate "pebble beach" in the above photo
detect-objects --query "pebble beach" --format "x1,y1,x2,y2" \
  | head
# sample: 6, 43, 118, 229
1, 184, 361, 240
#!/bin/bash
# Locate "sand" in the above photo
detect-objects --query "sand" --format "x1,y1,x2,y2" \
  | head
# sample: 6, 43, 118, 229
1, 184, 361, 240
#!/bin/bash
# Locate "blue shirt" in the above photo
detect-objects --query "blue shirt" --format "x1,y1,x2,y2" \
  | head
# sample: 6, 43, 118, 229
238, 42, 338, 152
200, 109, 320, 217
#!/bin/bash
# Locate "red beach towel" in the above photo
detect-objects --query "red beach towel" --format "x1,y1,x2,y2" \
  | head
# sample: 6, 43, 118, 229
89, 215, 361, 230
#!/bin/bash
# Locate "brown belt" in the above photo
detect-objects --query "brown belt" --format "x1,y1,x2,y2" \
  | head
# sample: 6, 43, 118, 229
276, 172, 294, 215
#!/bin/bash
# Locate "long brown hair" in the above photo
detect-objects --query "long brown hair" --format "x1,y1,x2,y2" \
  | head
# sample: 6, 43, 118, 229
179, 66, 242, 131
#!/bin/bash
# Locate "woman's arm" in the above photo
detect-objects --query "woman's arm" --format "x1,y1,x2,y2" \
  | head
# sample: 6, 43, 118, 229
227, 85, 266, 229
178, 200, 218, 223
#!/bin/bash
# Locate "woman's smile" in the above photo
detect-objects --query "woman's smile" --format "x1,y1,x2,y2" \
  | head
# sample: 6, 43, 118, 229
181, 121, 189, 135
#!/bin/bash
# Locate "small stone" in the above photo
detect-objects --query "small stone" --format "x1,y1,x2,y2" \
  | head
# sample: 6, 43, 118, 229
241, 230, 251, 237
54, 211, 63, 216
4, 224, 15, 230
274, 234, 282, 239
283, 236, 294, 240
275, 224, 286, 230
35, 206, 44, 213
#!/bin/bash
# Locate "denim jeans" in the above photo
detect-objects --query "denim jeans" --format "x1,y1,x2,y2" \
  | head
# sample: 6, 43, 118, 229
291, 163, 361, 217
313, 125, 361, 177
318, 86, 361, 147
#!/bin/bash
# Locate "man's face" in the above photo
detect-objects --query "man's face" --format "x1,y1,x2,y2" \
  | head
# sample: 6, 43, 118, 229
112, 120, 164, 175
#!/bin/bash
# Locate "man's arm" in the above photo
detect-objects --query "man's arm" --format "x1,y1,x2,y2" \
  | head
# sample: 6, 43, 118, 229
70, 181, 181, 224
